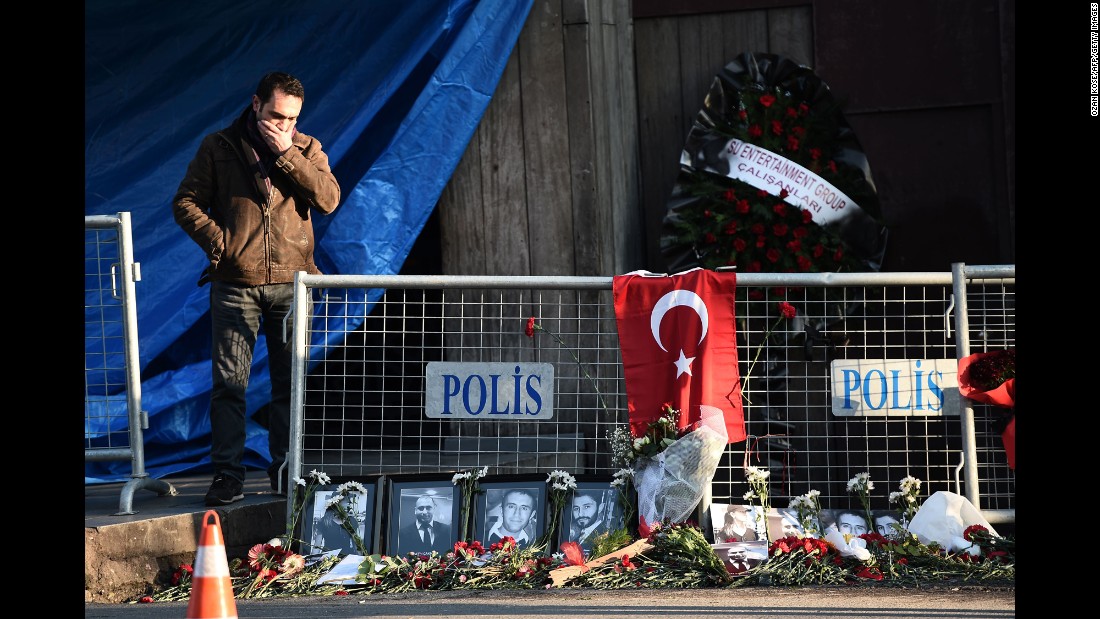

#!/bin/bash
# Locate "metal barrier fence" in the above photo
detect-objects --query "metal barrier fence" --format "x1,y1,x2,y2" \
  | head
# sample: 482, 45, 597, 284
284, 267, 1015, 526
85, 212, 175, 514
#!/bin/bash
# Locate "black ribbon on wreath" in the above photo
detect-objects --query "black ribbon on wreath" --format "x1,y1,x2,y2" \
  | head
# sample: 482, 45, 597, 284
658, 51, 889, 445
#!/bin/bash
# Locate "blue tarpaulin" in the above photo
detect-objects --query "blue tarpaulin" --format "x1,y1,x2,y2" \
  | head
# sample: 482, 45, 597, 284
85, 0, 533, 483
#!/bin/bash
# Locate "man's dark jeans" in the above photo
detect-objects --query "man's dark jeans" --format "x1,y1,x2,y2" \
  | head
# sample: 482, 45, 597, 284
209, 280, 303, 484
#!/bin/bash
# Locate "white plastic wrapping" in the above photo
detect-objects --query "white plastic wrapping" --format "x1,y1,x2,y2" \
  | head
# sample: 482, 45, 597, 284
635, 405, 728, 525
907, 490, 999, 550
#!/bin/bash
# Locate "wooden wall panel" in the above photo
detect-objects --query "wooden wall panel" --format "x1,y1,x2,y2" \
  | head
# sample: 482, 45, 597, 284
562, 0, 601, 276
519, 0, 576, 276
480, 53, 530, 276
604, 0, 644, 274
847, 109, 1001, 271
634, 17, 686, 273
441, 0, 1012, 278
812, 0, 1012, 268
767, 6, 812, 65
439, 132, 485, 275
633, 1, 1013, 270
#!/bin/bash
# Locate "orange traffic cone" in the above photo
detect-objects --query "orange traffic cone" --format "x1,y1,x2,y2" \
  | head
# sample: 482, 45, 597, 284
186, 510, 238, 619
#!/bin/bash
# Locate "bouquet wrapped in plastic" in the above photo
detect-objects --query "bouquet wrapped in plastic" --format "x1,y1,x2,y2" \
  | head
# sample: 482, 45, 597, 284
634, 405, 728, 525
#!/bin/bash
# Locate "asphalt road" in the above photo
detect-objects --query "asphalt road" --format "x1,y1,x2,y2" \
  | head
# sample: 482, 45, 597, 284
84, 585, 1015, 618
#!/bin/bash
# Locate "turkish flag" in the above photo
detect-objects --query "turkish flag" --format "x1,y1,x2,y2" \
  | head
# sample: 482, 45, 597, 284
613, 269, 744, 443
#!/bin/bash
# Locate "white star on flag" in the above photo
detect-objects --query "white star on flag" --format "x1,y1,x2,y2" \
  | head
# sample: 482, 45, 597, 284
673, 349, 695, 378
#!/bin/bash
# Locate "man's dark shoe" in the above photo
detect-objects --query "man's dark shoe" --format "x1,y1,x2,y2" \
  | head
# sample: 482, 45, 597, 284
205, 474, 244, 506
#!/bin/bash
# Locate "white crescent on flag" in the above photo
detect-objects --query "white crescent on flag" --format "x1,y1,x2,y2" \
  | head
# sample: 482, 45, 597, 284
649, 289, 709, 352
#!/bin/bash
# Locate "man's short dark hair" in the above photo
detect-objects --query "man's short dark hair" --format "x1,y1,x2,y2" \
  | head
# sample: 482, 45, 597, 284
256, 71, 305, 104
573, 490, 601, 504
503, 488, 536, 505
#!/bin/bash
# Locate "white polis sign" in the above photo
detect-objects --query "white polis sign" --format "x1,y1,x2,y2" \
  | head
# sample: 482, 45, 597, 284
425, 362, 554, 419
830, 359, 960, 417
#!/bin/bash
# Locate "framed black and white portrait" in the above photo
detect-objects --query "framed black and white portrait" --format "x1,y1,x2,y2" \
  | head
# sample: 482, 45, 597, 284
475, 476, 546, 550
871, 509, 906, 539
300, 477, 381, 556
765, 507, 807, 540
385, 474, 461, 557
709, 503, 764, 543
715, 539, 769, 576
556, 478, 628, 558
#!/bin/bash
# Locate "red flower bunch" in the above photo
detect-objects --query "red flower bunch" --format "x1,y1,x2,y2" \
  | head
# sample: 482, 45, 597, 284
489, 536, 516, 553
170, 563, 193, 586
964, 349, 1015, 392
769, 534, 834, 561
958, 349, 1015, 409
246, 542, 304, 579
957, 349, 1015, 468
858, 532, 890, 548
962, 524, 988, 543
453, 540, 485, 559
613, 554, 637, 573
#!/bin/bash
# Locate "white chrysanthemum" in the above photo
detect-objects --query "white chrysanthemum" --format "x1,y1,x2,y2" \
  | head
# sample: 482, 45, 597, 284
899, 475, 921, 492
309, 469, 331, 485
337, 481, 368, 494
452, 472, 471, 484
743, 490, 757, 501
546, 470, 577, 488
292, 476, 306, 487
476, 466, 489, 478
745, 465, 770, 483
847, 472, 872, 493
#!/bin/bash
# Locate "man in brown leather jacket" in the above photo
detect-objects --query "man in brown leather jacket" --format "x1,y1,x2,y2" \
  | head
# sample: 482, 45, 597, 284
172, 71, 341, 506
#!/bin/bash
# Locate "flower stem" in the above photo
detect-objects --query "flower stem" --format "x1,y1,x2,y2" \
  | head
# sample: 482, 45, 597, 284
535, 324, 609, 413
741, 315, 784, 405
332, 502, 368, 556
